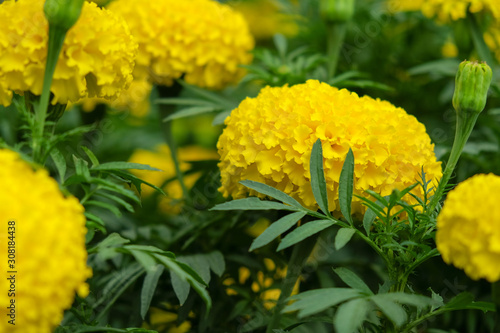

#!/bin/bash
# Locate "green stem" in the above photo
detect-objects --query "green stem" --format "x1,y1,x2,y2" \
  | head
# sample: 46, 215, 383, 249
428, 110, 480, 212
326, 22, 347, 80
157, 85, 189, 202
466, 12, 495, 65
266, 235, 317, 332
33, 25, 66, 164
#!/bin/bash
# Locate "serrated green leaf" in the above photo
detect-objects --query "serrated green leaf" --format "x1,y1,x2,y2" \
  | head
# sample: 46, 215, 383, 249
84, 212, 106, 227
95, 192, 134, 213
85, 200, 122, 217
128, 249, 157, 271
210, 197, 300, 212
443, 292, 475, 310
123, 245, 175, 257
250, 211, 306, 251
335, 228, 356, 250
310, 139, 330, 216
240, 180, 304, 208
248, 212, 306, 251
73, 155, 91, 181
81, 146, 99, 167
339, 148, 354, 224
362, 204, 378, 235
92, 162, 161, 172
333, 267, 373, 295
50, 148, 67, 181
277, 219, 335, 251
178, 255, 211, 284
284, 288, 362, 318
112, 170, 166, 197
140, 265, 164, 319
205, 251, 225, 276
91, 178, 140, 204
333, 298, 370, 333
381, 292, 435, 309
370, 295, 407, 327
163, 106, 218, 122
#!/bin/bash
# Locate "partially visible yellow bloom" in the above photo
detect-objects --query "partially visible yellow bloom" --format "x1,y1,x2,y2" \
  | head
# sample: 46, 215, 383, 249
142, 305, 192, 333
81, 76, 153, 118
0, 0, 137, 107
230, 0, 299, 40
437, 173, 500, 282
218, 80, 442, 215
108, 0, 254, 89
128, 144, 218, 213
388, 0, 500, 21
442, 39, 459, 58
485, 24, 500, 62
0, 149, 91, 333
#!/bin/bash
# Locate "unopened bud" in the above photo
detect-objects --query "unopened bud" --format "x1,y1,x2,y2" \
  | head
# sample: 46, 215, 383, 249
452, 60, 492, 115
320, 0, 355, 23
44, 0, 84, 31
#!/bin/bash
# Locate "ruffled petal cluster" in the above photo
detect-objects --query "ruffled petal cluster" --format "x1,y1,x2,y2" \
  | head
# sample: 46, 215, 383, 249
437, 173, 500, 282
0, 0, 137, 106
108, 0, 254, 89
217, 80, 442, 214
388, 0, 500, 21
129, 144, 218, 213
0, 149, 91, 333
229, 0, 299, 40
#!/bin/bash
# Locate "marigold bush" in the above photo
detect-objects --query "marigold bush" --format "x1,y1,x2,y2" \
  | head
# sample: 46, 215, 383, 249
0, 149, 91, 333
0, 0, 136, 107
437, 173, 500, 282
217, 80, 442, 214
108, 0, 255, 89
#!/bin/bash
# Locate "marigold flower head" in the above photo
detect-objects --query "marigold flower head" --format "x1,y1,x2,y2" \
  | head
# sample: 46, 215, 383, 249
108, 0, 254, 89
388, 0, 500, 21
437, 173, 500, 282
129, 144, 218, 213
0, 149, 91, 333
0, 0, 137, 107
217, 80, 442, 214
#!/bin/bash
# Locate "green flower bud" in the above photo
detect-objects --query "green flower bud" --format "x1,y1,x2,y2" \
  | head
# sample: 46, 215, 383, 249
320, 0, 355, 23
452, 60, 492, 115
44, 0, 84, 31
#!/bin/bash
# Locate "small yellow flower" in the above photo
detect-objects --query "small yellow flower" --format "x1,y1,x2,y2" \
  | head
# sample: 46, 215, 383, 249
388, 0, 500, 21
0, 0, 137, 107
437, 173, 500, 282
442, 39, 459, 58
0, 149, 91, 333
128, 144, 218, 213
230, 0, 299, 40
217, 80, 442, 215
108, 0, 255, 89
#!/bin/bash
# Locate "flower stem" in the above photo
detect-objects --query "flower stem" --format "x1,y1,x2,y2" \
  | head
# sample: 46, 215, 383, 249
466, 13, 495, 66
326, 21, 347, 80
266, 235, 317, 332
33, 25, 66, 164
428, 110, 480, 212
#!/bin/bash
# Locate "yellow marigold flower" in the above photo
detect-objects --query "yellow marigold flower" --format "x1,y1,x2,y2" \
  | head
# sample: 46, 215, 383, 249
0, 149, 91, 333
129, 144, 218, 213
437, 173, 500, 282
0, 0, 137, 107
108, 0, 255, 89
230, 0, 299, 40
217, 80, 442, 214
388, 0, 500, 21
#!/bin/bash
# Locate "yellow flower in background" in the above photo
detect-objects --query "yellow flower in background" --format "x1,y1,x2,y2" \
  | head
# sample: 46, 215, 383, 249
230, 0, 299, 40
128, 144, 218, 213
437, 174, 500, 282
0, 0, 137, 107
0, 149, 91, 333
485, 24, 500, 62
108, 0, 254, 89
142, 304, 192, 333
441, 39, 459, 58
217, 80, 442, 215
81, 76, 153, 118
388, 0, 500, 21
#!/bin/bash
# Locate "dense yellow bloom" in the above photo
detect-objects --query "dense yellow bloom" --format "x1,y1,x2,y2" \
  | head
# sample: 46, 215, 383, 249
129, 144, 218, 213
437, 174, 500, 282
230, 0, 299, 40
0, 149, 91, 333
388, 0, 500, 21
217, 80, 442, 214
108, 0, 254, 89
0, 0, 137, 107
